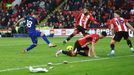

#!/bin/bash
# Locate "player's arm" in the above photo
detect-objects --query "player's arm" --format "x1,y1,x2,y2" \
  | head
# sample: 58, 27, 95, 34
126, 22, 134, 32
110, 24, 115, 35
90, 15, 100, 25
87, 45, 92, 57
93, 20, 99, 25
15, 18, 24, 26
90, 42, 97, 57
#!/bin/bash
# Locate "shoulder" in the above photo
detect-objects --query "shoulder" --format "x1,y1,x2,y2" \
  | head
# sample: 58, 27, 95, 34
121, 17, 128, 22
85, 34, 97, 39
25, 16, 31, 19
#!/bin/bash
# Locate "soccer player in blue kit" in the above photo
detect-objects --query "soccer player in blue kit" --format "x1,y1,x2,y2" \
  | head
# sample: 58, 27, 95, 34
16, 13, 56, 52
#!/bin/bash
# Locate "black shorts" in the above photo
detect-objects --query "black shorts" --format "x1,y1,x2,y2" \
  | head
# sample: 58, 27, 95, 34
74, 41, 89, 52
113, 31, 129, 42
76, 25, 87, 34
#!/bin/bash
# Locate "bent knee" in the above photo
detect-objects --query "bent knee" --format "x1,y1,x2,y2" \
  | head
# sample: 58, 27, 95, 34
33, 43, 37, 47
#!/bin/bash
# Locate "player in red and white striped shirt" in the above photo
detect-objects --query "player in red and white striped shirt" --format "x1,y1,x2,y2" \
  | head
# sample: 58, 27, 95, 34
56, 32, 107, 57
108, 12, 134, 56
63, 8, 99, 44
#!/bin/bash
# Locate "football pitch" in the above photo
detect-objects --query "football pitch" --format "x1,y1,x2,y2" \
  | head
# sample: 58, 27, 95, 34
0, 37, 134, 75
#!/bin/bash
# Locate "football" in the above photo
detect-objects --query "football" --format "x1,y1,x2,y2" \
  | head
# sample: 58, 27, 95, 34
66, 45, 73, 50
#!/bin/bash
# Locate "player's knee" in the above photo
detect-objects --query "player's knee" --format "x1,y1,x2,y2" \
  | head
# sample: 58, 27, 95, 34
126, 38, 130, 41
83, 33, 88, 36
33, 43, 37, 47
77, 25, 82, 30
68, 50, 77, 57
73, 30, 79, 34
41, 32, 45, 37
111, 39, 116, 44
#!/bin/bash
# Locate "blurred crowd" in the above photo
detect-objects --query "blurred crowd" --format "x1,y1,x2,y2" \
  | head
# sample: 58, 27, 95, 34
0, 0, 61, 31
47, 0, 134, 28
0, 0, 134, 31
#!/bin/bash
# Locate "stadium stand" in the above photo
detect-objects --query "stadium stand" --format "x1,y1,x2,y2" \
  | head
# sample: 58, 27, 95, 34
0, 0, 62, 29
0, 0, 133, 37
46, 0, 134, 28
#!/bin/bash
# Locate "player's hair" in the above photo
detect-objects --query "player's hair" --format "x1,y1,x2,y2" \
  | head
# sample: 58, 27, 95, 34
114, 11, 121, 16
101, 31, 107, 36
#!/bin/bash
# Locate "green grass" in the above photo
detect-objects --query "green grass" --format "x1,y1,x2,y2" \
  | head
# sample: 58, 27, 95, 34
0, 37, 134, 75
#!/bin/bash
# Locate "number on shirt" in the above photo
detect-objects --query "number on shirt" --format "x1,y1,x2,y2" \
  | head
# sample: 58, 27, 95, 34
26, 20, 32, 28
115, 19, 124, 26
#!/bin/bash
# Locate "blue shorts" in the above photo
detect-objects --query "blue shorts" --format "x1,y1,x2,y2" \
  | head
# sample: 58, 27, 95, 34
28, 30, 41, 44
28, 30, 41, 37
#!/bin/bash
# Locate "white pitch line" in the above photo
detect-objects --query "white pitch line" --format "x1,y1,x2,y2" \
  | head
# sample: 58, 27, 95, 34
0, 54, 134, 73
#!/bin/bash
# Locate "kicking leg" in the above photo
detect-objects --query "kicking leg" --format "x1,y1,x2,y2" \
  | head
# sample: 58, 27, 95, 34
109, 32, 122, 56
25, 36, 38, 52
41, 32, 56, 47
63, 29, 79, 44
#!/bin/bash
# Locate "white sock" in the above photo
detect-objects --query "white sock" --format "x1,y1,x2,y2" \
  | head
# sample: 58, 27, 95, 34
131, 48, 134, 51
59, 50, 63, 52
111, 50, 115, 54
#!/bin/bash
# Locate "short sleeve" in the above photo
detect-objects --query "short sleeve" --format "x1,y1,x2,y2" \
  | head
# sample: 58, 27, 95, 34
89, 14, 95, 22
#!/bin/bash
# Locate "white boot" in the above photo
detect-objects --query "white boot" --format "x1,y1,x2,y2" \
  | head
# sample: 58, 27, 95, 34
56, 49, 62, 57
48, 43, 57, 48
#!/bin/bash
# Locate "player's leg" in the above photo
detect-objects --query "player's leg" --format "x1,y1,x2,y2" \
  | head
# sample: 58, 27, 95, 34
109, 32, 122, 56
123, 32, 134, 52
109, 39, 116, 55
62, 41, 81, 56
78, 26, 88, 37
78, 46, 89, 56
25, 36, 38, 52
56, 49, 77, 57
63, 28, 79, 44
40, 31, 56, 47
56, 41, 79, 57
126, 38, 134, 52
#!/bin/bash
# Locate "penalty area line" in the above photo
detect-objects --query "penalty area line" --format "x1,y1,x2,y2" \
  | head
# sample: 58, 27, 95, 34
0, 54, 134, 72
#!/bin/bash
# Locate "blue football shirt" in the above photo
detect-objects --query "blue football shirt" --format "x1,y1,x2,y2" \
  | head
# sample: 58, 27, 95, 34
25, 16, 38, 32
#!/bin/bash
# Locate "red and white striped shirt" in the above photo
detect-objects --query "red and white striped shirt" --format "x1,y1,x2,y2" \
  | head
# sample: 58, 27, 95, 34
75, 13, 95, 29
78, 34, 99, 47
109, 17, 128, 32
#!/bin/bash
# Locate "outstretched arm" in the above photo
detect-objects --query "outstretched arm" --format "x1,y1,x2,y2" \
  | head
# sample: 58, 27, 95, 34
110, 24, 115, 35
89, 14, 100, 25
126, 22, 134, 32
15, 18, 24, 26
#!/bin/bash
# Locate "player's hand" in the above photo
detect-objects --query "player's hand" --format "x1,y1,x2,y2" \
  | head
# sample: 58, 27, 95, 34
94, 21, 100, 25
